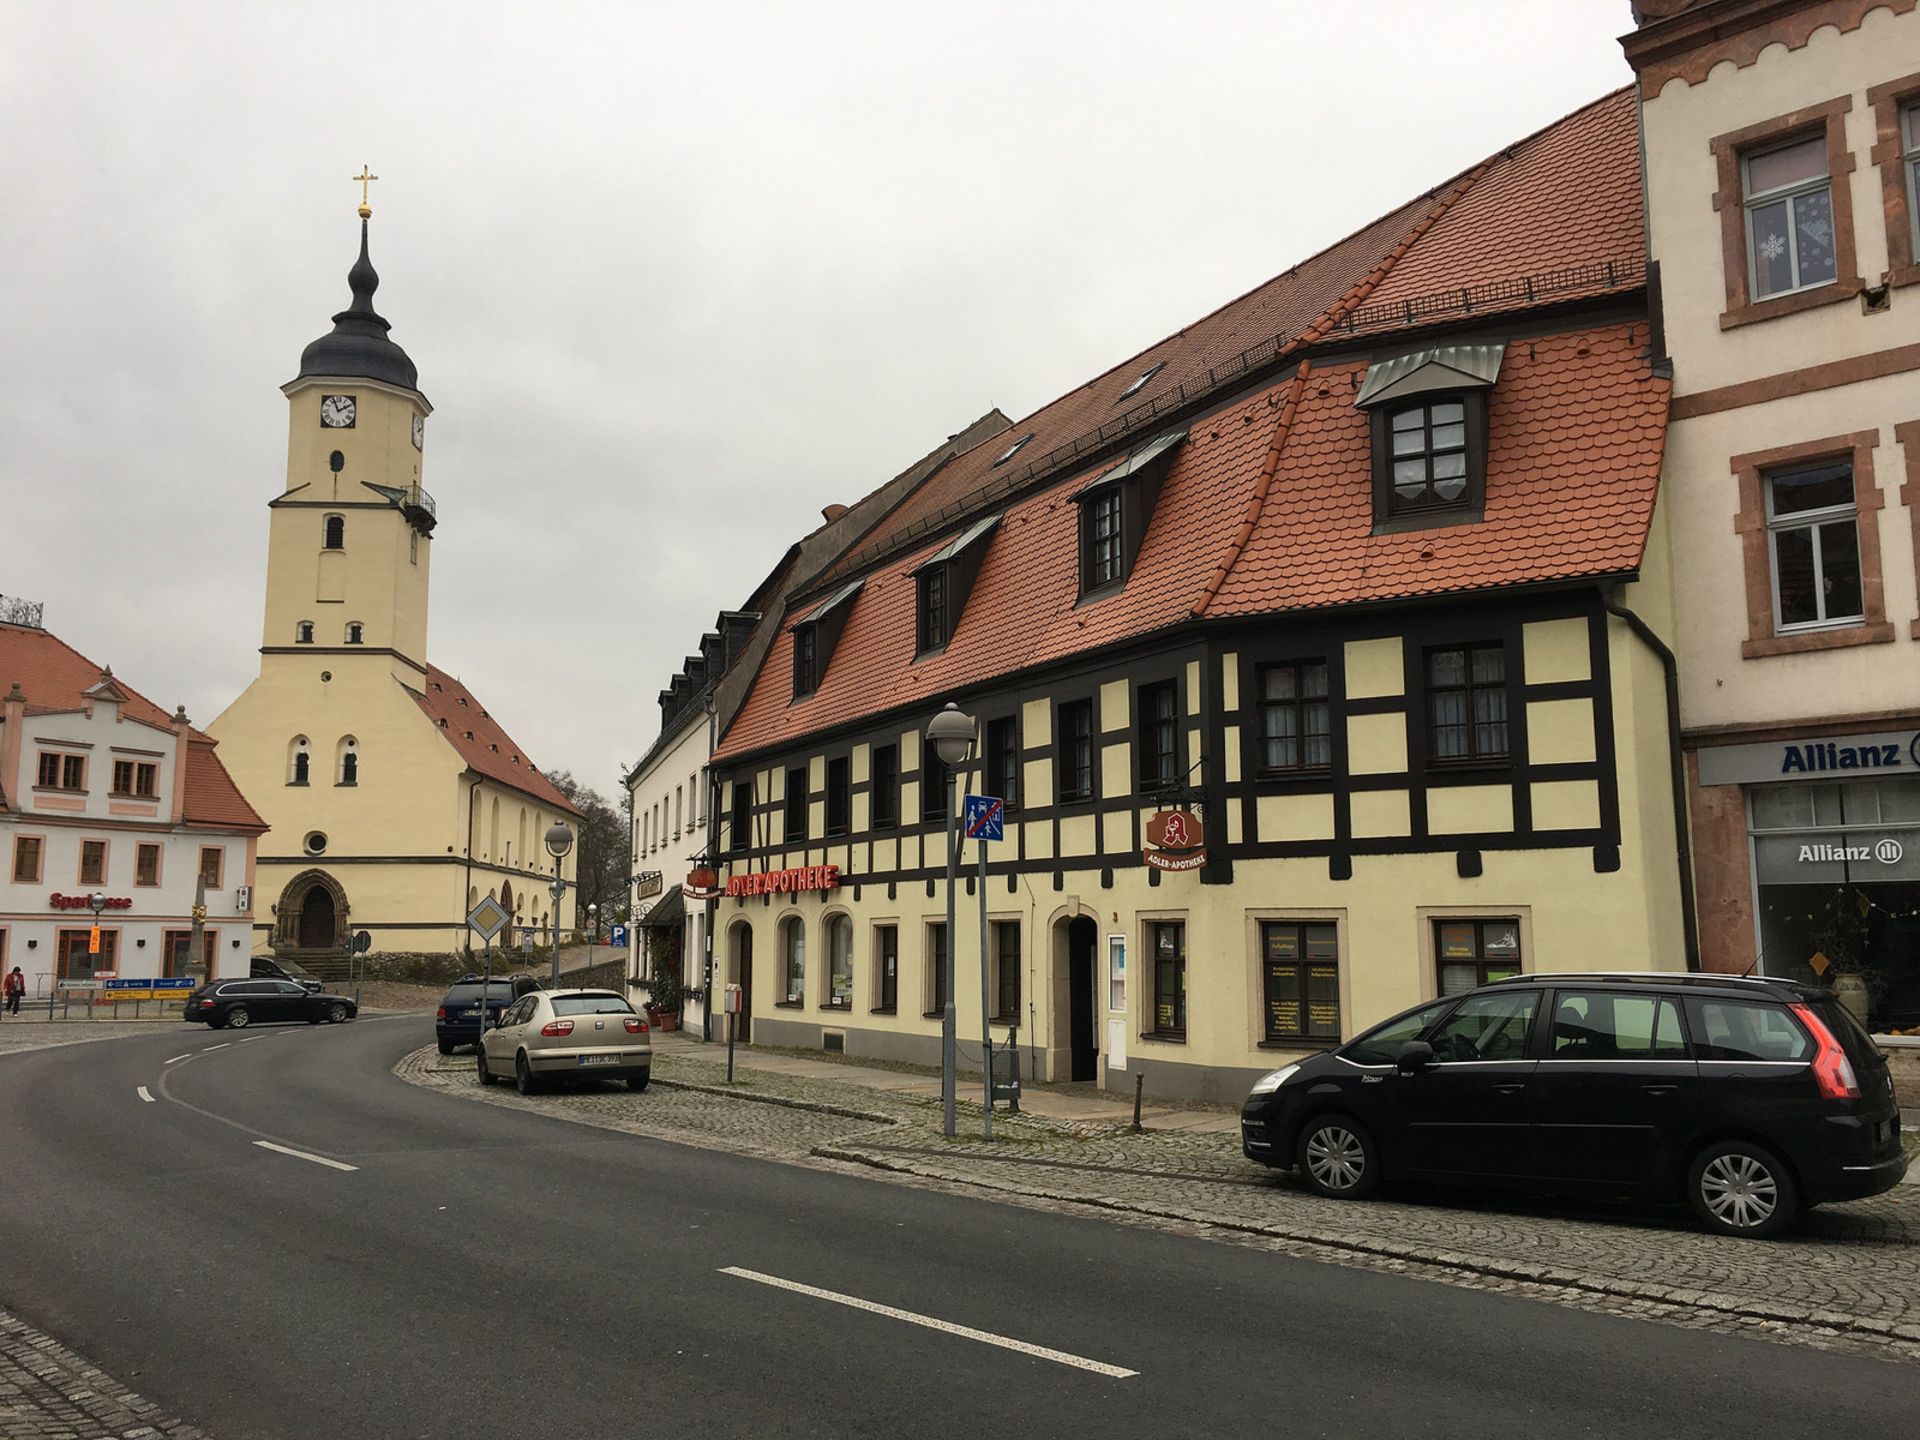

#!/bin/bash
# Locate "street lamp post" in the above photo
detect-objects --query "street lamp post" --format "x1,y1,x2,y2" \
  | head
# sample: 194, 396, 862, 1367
545, 820, 574, 987
925, 703, 976, 1139
87, 891, 107, 982
587, 902, 598, 948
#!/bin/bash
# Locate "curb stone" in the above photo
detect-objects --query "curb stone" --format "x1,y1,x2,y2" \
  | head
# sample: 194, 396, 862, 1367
649, 1077, 897, 1126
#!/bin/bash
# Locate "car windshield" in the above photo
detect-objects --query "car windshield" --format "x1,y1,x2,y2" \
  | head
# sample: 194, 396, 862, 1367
551, 994, 635, 1017
1341, 999, 1452, 1066
278, 961, 318, 982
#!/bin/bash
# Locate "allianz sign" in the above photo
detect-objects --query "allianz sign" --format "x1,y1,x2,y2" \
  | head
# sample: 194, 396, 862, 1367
1797, 838, 1906, 865
1779, 739, 1915, 774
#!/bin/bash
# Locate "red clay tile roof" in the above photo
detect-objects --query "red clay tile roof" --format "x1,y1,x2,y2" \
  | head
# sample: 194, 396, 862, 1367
0, 621, 267, 830
714, 88, 1661, 765
814, 87, 1643, 594
411, 665, 580, 815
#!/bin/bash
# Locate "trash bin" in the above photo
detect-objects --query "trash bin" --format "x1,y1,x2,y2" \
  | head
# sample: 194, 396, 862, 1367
992, 1027, 1021, 1111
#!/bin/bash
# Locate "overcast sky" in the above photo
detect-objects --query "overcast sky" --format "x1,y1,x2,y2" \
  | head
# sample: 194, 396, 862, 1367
1, 0, 1635, 799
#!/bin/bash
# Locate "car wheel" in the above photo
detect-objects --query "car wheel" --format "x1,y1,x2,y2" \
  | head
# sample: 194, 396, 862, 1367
477, 1048, 498, 1086
326, 1003, 348, 1024
515, 1052, 541, 1096
436, 1040, 453, 1056
627, 1068, 650, 1093
1689, 1140, 1797, 1238
226, 1007, 251, 1030
1295, 1115, 1380, 1200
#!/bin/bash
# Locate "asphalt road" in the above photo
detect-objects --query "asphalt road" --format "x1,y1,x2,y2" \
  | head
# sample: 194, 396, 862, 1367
3, 1017, 1914, 1440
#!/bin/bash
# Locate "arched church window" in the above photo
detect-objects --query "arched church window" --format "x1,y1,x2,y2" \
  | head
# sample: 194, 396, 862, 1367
296, 622, 315, 644
323, 515, 346, 550
337, 736, 358, 786
346, 622, 364, 644
289, 736, 311, 786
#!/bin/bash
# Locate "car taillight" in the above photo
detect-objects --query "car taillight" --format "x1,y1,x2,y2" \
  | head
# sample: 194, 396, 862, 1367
540, 1019, 574, 1037
1790, 1003, 1860, 1100
199, 998, 216, 1009
624, 1017, 645, 1034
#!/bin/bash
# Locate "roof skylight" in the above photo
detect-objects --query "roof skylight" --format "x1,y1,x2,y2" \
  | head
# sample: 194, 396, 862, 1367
992, 434, 1035, 467
1118, 361, 1166, 401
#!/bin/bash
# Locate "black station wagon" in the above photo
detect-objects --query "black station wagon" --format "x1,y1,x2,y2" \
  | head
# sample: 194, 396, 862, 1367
1240, 972, 1906, 1237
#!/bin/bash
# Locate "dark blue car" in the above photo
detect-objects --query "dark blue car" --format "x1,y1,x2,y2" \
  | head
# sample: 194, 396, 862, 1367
435, 976, 527, 1054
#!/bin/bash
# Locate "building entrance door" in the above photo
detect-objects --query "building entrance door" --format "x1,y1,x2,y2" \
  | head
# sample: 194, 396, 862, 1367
298, 887, 337, 949
1068, 915, 1097, 1081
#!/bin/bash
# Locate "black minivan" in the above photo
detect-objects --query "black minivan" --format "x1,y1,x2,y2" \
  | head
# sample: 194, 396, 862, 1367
1240, 973, 1906, 1237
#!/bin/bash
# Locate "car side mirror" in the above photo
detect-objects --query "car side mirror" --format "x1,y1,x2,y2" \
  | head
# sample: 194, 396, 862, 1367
1396, 1040, 1434, 1074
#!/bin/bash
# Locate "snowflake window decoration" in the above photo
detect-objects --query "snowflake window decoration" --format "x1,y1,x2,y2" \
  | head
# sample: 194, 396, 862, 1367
1758, 233, 1788, 261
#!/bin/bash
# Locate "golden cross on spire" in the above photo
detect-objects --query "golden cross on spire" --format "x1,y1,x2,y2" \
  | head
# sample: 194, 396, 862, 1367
353, 164, 379, 219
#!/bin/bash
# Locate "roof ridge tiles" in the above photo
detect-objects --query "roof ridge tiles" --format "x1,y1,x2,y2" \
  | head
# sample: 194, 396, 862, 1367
1189, 362, 1312, 618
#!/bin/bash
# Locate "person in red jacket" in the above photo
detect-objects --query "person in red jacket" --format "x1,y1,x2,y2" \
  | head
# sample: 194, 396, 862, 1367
3, 966, 24, 1016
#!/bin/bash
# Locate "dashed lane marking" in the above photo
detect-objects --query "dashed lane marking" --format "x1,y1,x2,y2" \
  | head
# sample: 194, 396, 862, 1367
164, 1054, 191, 1064
253, 1140, 358, 1173
202, 1042, 230, 1052
718, 1266, 1137, 1378
136, 1086, 155, 1103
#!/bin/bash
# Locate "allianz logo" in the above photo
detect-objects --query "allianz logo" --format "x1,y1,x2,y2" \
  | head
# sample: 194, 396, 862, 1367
1779, 740, 1908, 773
1797, 838, 1906, 865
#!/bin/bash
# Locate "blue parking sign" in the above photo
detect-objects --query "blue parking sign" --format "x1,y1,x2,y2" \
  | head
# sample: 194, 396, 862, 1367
610, 924, 629, 947
963, 795, 1005, 842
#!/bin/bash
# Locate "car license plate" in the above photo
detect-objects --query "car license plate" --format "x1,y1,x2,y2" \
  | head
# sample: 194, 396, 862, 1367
578, 1054, 619, 1067
460, 1008, 480, 1019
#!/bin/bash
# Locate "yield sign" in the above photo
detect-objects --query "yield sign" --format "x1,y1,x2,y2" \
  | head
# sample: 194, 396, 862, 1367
467, 893, 510, 942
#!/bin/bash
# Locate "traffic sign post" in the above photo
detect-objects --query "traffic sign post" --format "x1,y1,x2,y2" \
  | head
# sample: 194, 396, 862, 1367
466, 895, 511, 1064
965, 796, 1003, 1139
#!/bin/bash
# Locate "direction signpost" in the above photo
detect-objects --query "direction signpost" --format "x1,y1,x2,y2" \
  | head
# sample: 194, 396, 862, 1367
964, 795, 1004, 1138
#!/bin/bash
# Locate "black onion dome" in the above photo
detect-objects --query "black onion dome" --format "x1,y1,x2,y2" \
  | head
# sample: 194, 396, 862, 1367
296, 218, 419, 390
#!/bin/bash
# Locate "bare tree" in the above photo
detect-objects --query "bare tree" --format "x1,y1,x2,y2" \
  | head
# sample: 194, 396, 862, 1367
543, 769, 627, 939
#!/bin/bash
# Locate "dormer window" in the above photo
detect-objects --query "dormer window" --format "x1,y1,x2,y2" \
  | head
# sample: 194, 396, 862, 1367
790, 580, 861, 700
1073, 429, 1185, 597
912, 514, 999, 659
1357, 344, 1501, 531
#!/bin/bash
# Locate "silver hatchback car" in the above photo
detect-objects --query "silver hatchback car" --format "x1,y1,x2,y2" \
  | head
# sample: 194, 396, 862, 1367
477, 988, 652, 1095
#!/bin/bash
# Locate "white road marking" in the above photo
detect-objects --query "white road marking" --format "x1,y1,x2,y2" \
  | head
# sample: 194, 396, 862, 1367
202, 1042, 230, 1052
717, 1267, 1137, 1378
136, 1086, 155, 1103
240, 1036, 263, 1044
164, 1054, 192, 1064
252, 1140, 358, 1173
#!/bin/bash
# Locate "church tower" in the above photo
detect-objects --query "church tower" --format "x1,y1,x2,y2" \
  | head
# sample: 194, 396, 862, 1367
211, 178, 579, 966
266, 185, 436, 680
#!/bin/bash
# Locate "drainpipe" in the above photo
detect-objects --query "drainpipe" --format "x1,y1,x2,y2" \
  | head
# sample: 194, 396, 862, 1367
1602, 590, 1701, 972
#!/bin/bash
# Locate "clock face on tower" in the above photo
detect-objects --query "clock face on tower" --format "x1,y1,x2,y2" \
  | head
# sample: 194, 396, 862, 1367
411, 413, 425, 449
320, 394, 357, 429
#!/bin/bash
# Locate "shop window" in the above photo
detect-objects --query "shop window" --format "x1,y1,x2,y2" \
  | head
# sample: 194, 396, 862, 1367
825, 756, 850, 838
1434, 918, 1523, 995
1766, 460, 1863, 631
871, 745, 899, 830
1260, 921, 1340, 1042
780, 917, 805, 1005
79, 840, 107, 887
12, 836, 42, 883
986, 716, 1020, 811
1137, 681, 1179, 794
57, 928, 117, 981
1057, 698, 1095, 803
1710, 99, 1861, 326
826, 914, 853, 1009
135, 843, 160, 887
1150, 922, 1186, 1039
925, 922, 948, 1016
784, 767, 807, 844
1426, 645, 1507, 764
993, 920, 1021, 1023
1256, 662, 1331, 775
873, 924, 899, 1013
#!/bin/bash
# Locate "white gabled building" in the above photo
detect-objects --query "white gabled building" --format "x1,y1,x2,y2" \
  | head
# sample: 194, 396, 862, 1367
1, 621, 267, 994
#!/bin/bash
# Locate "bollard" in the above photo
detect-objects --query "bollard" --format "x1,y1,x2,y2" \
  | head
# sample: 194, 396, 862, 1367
1132, 1071, 1144, 1133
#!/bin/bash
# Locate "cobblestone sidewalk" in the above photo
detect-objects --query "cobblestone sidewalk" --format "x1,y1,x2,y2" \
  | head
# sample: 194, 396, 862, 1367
399, 1042, 1920, 1363
0, 1307, 205, 1440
